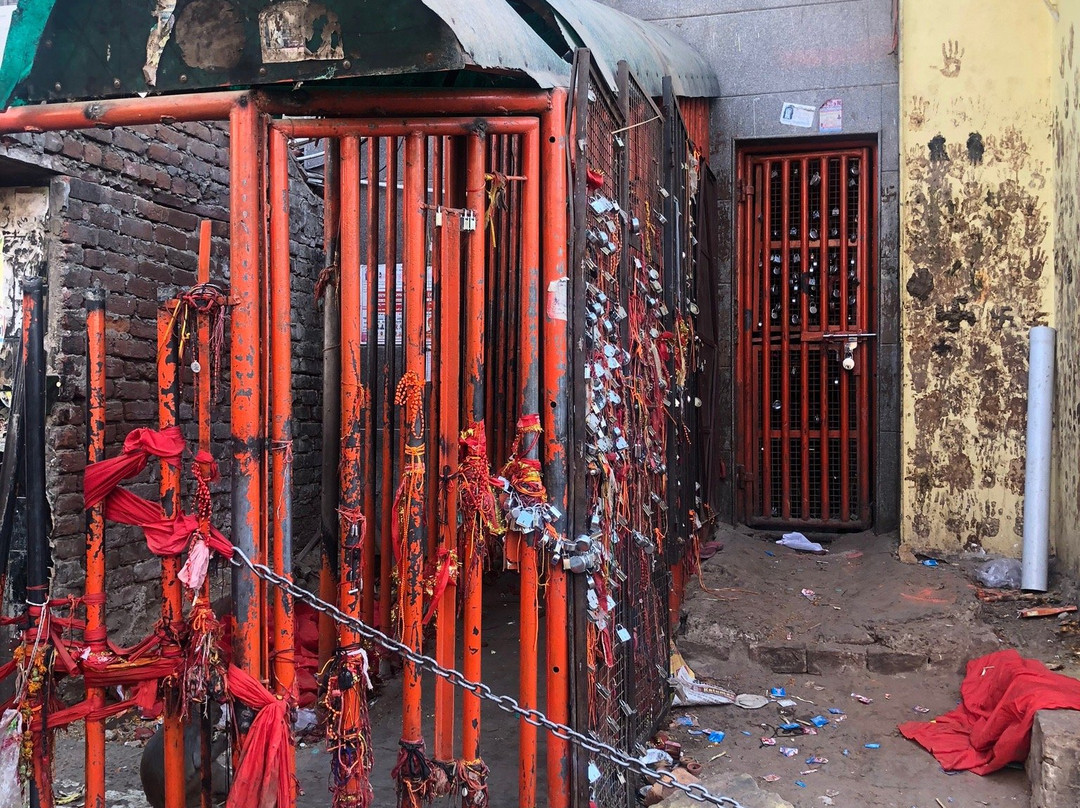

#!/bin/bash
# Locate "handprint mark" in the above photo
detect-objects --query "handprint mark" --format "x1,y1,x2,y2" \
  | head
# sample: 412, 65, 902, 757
939, 40, 964, 78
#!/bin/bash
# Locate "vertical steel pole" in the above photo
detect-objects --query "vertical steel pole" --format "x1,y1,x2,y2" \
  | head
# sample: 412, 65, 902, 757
517, 124, 541, 808
156, 290, 185, 808
401, 131, 427, 743
461, 133, 487, 761
339, 135, 364, 652
229, 96, 265, 681
24, 276, 51, 808
540, 90, 572, 808
84, 284, 106, 808
320, 139, 342, 670
269, 130, 297, 700
363, 136, 380, 625
378, 137, 399, 645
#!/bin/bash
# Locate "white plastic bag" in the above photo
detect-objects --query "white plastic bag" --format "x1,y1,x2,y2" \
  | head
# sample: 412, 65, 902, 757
0, 709, 24, 808
977, 557, 1022, 589
776, 532, 827, 554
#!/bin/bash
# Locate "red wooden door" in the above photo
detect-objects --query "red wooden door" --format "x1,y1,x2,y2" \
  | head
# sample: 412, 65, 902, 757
736, 145, 875, 528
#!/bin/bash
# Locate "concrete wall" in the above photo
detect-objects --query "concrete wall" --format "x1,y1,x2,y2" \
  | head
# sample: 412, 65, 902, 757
0, 125, 325, 642
898, 2, 1054, 557
1054, 3, 1080, 577
599, 0, 901, 530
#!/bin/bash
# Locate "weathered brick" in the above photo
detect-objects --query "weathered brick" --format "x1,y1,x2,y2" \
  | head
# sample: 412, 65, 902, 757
866, 649, 928, 674
807, 645, 867, 674
1029, 709, 1080, 808
750, 644, 808, 674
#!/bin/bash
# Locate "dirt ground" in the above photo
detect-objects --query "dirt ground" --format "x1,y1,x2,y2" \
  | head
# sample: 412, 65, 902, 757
48, 524, 1080, 807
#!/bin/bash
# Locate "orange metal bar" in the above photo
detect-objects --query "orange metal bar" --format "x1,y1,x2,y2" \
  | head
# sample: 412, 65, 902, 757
0, 90, 246, 134
378, 137, 399, 644
517, 124, 542, 808
229, 98, 265, 682
319, 139, 341, 670
259, 88, 552, 117
194, 221, 215, 808
157, 295, 185, 808
362, 136, 380, 626
83, 284, 106, 808
402, 132, 427, 742
540, 89, 572, 808
461, 132, 487, 760
339, 135, 365, 651
434, 208, 462, 763
272, 117, 539, 139
269, 129, 297, 697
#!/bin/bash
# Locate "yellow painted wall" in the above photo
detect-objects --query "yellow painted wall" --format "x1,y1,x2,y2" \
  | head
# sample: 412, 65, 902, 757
1054, 2, 1080, 575
899, 2, 1054, 555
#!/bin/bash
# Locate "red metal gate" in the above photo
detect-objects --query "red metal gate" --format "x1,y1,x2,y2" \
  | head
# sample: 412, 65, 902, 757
736, 144, 876, 528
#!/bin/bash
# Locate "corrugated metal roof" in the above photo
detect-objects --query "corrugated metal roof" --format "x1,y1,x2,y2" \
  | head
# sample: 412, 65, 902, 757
539, 0, 719, 98
0, 0, 717, 107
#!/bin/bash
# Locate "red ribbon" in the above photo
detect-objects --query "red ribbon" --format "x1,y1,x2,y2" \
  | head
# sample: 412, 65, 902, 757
226, 664, 295, 808
422, 548, 458, 626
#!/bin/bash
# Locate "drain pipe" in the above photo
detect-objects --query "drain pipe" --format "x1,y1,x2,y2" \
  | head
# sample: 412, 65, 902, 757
1021, 325, 1056, 591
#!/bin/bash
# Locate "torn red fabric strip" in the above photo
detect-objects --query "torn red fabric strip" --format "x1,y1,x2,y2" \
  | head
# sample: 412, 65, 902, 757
899, 649, 1080, 774
83, 426, 185, 509
226, 664, 295, 808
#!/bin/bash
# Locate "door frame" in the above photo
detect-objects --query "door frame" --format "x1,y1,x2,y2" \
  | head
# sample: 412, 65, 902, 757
734, 136, 879, 529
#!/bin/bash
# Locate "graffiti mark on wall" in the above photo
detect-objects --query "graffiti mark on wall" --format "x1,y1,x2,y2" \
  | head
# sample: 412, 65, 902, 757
937, 40, 965, 78
904, 121, 1049, 549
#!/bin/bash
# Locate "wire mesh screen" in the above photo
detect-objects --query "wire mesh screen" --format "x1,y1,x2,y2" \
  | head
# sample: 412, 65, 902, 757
571, 56, 705, 807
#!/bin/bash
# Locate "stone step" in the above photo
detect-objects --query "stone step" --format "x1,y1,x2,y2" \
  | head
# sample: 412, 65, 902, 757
749, 642, 929, 675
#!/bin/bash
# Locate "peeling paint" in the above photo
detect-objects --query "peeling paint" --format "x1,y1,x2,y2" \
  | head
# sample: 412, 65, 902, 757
900, 4, 1053, 555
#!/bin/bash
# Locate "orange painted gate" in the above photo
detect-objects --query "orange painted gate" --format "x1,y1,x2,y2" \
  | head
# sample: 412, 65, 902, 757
736, 145, 877, 529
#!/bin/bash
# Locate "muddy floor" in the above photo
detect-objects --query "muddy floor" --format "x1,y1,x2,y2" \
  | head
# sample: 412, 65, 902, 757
49, 524, 1080, 807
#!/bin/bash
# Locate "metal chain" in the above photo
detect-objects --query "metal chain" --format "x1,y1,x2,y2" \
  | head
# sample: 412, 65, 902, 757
228, 548, 746, 808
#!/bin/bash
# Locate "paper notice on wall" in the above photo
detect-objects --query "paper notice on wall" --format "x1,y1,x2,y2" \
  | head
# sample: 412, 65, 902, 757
780, 102, 816, 128
819, 98, 843, 133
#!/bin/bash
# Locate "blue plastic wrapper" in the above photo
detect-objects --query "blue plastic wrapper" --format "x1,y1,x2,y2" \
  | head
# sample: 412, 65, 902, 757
810, 715, 829, 727
770, 687, 786, 698
707, 731, 725, 743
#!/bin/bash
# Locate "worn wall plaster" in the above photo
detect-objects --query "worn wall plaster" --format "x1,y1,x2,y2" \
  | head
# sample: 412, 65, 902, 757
899, 2, 1054, 555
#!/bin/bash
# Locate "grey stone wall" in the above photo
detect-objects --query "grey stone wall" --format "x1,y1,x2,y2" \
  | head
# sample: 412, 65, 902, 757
0, 124, 324, 642
600, 0, 901, 530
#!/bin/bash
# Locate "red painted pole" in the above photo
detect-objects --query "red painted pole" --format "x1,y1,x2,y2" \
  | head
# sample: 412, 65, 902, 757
269, 129, 297, 700
362, 136, 380, 627
517, 123, 542, 808
401, 132, 427, 744
461, 132, 487, 763
83, 284, 106, 808
273, 117, 538, 139
229, 96, 265, 683
157, 293, 185, 808
259, 88, 552, 118
339, 134, 365, 652
541, 90, 572, 808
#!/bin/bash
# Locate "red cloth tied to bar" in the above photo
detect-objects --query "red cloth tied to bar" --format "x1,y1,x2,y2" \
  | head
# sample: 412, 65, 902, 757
899, 649, 1080, 774
83, 427, 232, 560
226, 665, 295, 808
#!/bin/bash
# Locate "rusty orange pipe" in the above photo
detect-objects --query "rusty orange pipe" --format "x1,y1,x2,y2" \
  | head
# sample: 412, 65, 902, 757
269, 130, 296, 697
378, 137, 399, 644
362, 136, 380, 627
229, 97, 265, 682
83, 284, 106, 808
0, 90, 246, 134
540, 89, 572, 808
517, 123, 542, 808
157, 295, 185, 808
402, 132, 427, 742
319, 139, 341, 671
258, 88, 552, 118
433, 209, 462, 763
461, 132, 487, 761
272, 117, 539, 139
339, 135, 365, 652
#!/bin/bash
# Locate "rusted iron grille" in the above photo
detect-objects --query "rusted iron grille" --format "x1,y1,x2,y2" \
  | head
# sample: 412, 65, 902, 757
739, 147, 874, 528
575, 61, 703, 805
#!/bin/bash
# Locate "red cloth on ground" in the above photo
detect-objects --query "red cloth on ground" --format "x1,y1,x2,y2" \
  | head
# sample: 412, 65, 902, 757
226, 665, 294, 808
899, 649, 1080, 773
83, 426, 185, 509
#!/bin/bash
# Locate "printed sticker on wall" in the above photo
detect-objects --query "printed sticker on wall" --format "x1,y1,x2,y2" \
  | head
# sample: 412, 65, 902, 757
780, 102, 816, 128
819, 99, 843, 133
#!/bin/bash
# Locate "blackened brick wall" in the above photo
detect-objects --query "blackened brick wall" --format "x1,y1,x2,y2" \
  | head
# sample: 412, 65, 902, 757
0, 123, 324, 643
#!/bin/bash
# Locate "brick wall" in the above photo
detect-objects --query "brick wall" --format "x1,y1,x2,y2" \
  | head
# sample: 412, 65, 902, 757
0, 123, 324, 642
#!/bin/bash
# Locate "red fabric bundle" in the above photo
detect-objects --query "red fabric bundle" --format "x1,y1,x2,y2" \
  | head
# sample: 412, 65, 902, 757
83, 426, 185, 509
227, 665, 295, 808
899, 649, 1080, 773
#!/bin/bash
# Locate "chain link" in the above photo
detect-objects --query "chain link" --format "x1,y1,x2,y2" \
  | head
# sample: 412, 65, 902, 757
228, 548, 746, 808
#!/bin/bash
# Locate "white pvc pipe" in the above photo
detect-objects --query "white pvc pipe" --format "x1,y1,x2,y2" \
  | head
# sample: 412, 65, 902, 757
1021, 326, 1056, 591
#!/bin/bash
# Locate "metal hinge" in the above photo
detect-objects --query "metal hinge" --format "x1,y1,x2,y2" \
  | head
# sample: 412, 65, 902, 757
738, 181, 755, 202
